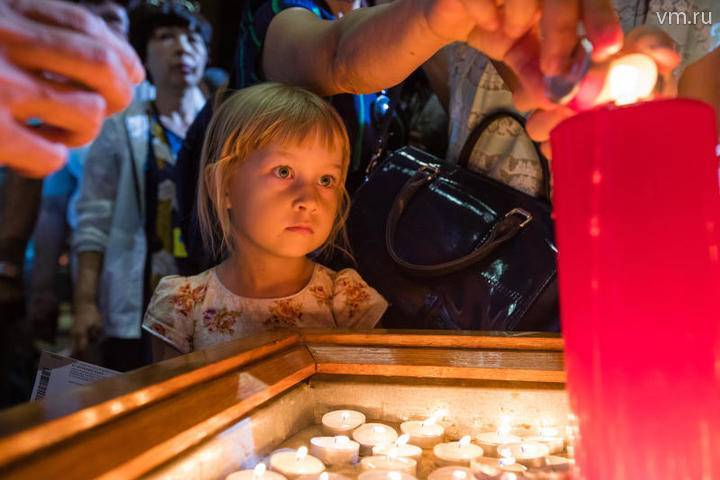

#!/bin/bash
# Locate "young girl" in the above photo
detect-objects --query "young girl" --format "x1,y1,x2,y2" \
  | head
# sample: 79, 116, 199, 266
142, 83, 388, 360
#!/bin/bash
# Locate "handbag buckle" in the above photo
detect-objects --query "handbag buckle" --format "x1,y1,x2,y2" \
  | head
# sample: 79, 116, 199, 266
505, 208, 533, 228
418, 164, 440, 181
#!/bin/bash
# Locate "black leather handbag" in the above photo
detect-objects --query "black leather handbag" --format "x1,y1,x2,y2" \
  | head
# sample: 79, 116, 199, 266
346, 110, 559, 331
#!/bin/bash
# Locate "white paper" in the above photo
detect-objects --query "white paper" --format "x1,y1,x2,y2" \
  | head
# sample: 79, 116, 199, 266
30, 351, 120, 402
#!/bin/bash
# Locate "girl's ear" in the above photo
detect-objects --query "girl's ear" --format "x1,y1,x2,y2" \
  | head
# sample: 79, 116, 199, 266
223, 190, 232, 210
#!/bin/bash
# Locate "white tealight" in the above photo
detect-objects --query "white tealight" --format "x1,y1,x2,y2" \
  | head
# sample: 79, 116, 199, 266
296, 473, 352, 480
475, 432, 521, 458
497, 442, 550, 468
427, 466, 475, 480
399, 414, 445, 449
470, 457, 528, 476
322, 410, 366, 436
433, 436, 484, 466
270, 447, 326, 479
352, 423, 399, 455
372, 435, 423, 461
226, 463, 289, 480
360, 455, 417, 476
525, 435, 565, 455
310, 436, 360, 465
357, 470, 417, 480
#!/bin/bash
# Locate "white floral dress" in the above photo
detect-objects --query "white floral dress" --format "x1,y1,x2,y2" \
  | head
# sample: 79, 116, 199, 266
142, 264, 388, 353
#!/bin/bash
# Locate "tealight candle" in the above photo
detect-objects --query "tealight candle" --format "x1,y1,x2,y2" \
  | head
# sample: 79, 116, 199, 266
310, 436, 360, 465
270, 447, 326, 478
525, 423, 565, 455
357, 470, 417, 480
427, 466, 475, 480
372, 434, 423, 461
433, 436, 484, 466
322, 410, 366, 436
497, 443, 549, 468
521, 463, 571, 480
544, 456, 572, 466
470, 457, 527, 476
227, 463, 289, 480
297, 473, 351, 480
360, 455, 417, 476
352, 423, 398, 455
399, 411, 446, 449
475, 418, 521, 458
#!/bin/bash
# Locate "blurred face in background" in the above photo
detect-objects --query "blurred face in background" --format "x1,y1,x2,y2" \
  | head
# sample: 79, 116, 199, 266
145, 25, 207, 90
83, 1, 129, 38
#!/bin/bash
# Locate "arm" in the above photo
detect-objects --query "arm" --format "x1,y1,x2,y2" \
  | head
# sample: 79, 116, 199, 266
151, 336, 183, 362
263, 0, 540, 96
71, 118, 121, 352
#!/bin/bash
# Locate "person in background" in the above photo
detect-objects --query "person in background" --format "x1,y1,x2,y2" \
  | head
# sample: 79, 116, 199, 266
27, 0, 134, 348
0, 0, 143, 407
144, 83, 387, 361
72, 0, 210, 370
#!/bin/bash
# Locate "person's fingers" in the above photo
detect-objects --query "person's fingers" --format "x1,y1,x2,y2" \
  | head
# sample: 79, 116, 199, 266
582, 0, 623, 61
540, 140, 552, 160
0, 111, 67, 177
459, 0, 500, 32
1, 20, 134, 115
526, 107, 574, 142
502, 0, 539, 39
540, 0, 581, 75
10, 76, 106, 147
6, 0, 144, 84
501, 29, 556, 111
624, 27, 681, 72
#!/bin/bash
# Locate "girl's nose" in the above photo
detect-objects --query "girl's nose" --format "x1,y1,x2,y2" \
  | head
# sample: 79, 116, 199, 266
291, 181, 319, 212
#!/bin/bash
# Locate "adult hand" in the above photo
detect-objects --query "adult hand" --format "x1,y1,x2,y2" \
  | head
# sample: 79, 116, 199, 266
72, 300, 103, 354
527, 26, 681, 158
0, 0, 144, 177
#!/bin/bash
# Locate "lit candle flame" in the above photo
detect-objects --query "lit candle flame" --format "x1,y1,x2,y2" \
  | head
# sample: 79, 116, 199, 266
296, 446, 308, 461
423, 409, 447, 427
252, 463, 266, 479
335, 435, 350, 445
497, 415, 513, 437
499, 447, 516, 466
451, 470, 468, 480
458, 435, 472, 448
607, 53, 658, 106
396, 434, 410, 446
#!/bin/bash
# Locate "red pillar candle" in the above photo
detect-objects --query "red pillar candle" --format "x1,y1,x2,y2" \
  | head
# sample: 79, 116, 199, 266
550, 99, 720, 480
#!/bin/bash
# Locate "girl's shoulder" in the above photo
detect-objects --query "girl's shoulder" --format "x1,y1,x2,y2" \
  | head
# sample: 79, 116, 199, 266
312, 264, 389, 329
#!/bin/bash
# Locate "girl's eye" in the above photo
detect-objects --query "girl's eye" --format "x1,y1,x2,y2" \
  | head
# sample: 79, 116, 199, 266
273, 166, 293, 179
318, 175, 336, 188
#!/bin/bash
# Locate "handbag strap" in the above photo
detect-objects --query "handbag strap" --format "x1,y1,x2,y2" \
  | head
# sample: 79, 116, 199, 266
457, 109, 552, 202
385, 166, 534, 277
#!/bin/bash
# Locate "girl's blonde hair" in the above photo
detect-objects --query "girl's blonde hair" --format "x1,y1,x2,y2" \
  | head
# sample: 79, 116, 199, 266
197, 82, 352, 260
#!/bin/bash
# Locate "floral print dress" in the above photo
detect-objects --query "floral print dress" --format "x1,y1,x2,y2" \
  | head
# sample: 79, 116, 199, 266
142, 264, 388, 353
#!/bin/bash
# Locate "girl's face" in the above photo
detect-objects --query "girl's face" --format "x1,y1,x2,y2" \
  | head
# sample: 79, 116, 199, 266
225, 140, 344, 260
145, 25, 207, 90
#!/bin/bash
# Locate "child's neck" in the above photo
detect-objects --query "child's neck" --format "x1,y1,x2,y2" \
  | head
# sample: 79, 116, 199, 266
216, 253, 315, 299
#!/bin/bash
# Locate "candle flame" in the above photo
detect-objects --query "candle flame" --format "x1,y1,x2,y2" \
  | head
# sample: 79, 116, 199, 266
296, 446, 308, 460
335, 435, 350, 445
451, 470, 468, 480
423, 409, 447, 426
396, 434, 410, 446
387, 472, 402, 480
253, 463, 266, 478
607, 53, 658, 106
497, 415, 512, 437
458, 435, 472, 448
499, 447, 516, 466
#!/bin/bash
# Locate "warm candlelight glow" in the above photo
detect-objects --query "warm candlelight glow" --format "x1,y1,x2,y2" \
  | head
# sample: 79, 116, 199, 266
451, 470, 467, 480
372, 426, 386, 434
458, 436, 471, 448
387, 472, 402, 480
497, 415, 513, 437
499, 448, 516, 466
607, 53, 658, 106
396, 434, 409, 446
296, 446, 308, 461
253, 463, 266, 478
335, 436, 350, 445
319, 473, 329, 480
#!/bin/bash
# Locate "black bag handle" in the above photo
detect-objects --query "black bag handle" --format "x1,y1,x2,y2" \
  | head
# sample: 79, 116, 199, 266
385, 165, 534, 277
457, 109, 552, 202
